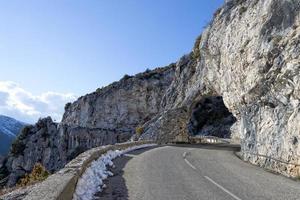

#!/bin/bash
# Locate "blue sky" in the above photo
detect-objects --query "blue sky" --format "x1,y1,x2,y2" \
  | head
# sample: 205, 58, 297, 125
0, 0, 224, 123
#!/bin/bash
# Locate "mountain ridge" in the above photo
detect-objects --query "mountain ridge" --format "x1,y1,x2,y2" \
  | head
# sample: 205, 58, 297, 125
0, 115, 26, 156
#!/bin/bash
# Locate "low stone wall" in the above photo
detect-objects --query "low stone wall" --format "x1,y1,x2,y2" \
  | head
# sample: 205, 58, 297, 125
0, 141, 154, 200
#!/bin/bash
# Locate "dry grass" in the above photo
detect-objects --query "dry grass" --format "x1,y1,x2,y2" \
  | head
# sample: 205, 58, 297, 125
135, 126, 144, 136
17, 163, 49, 187
0, 163, 50, 196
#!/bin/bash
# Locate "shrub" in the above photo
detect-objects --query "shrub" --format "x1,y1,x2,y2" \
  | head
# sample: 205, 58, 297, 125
135, 126, 144, 136
0, 164, 8, 180
17, 163, 49, 187
10, 125, 35, 156
239, 6, 247, 15
96, 88, 102, 93
64, 102, 72, 110
122, 74, 132, 80
272, 35, 282, 45
193, 35, 202, 60
213, 7, 222, 18
11, 139, 26, 156
18, 125, 33, 140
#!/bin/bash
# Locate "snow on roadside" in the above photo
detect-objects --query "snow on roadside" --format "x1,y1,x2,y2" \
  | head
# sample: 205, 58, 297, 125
73, 144, 157, 200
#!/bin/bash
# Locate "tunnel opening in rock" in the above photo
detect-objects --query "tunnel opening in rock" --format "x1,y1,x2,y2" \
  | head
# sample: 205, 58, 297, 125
188, 96, 236, 138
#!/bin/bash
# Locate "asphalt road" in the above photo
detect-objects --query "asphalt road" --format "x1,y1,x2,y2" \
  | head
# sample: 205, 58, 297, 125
96, 144, 300, 200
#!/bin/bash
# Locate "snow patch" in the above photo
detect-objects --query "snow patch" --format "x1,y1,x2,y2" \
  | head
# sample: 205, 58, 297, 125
73, 143, 156, 200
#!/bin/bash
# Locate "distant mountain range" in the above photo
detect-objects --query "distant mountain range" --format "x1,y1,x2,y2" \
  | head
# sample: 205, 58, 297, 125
0, 115, 26, 155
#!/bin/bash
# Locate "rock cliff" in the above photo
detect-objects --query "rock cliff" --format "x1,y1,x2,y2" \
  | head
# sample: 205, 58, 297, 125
142, 0, 300, 177
62, 66, 175, 130
2, 65, 175, 186
202, 0, 300, 177
2, 0, 300, 187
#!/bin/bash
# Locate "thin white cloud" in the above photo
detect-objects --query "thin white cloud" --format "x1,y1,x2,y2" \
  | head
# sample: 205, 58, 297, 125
0, 81, 77, 123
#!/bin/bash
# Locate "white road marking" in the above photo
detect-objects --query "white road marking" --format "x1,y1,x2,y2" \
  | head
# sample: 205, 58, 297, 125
184, 158, 197, 170
204, 176, 242, 200
182, 153, 242, 200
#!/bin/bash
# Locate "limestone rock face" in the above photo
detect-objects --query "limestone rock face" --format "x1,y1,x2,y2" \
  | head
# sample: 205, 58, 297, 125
143, 0, 300, 176
140, 107, 190, 143
62, 66, 175, 131
2, 66, 175, 187
201, 0, 300, 177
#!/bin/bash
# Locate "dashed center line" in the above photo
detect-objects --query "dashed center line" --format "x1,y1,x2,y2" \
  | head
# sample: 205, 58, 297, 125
183, 152, 196, 169
184, 158, 197, 170
182, 151, 242, 200
204, 176, 242, 200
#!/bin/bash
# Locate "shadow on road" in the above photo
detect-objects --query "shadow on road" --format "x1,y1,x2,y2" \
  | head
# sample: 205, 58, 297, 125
167, 143, 241, 152
94, 146, 158, 200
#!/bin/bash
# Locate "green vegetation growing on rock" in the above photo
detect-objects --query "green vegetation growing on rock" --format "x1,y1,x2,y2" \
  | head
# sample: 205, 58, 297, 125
272, 35, 283, 46
10, 125, 33, 156
239, 6, 247, 15
122, 74, 132, 80
213, 7, 222, 18
135, 126, 144, 136
64, 102, 72, 111
193, 35, 202, 60
10, 139, 26, 156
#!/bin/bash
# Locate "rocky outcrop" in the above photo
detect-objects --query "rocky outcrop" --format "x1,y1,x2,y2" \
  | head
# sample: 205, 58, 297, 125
4, 118, 62, 186
2, 66, 175, 187
62, 66, 175, 131
140, 107, 190, 143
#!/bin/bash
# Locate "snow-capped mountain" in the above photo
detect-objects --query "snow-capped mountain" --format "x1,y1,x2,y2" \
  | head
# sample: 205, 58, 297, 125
0, 115, 26, 155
